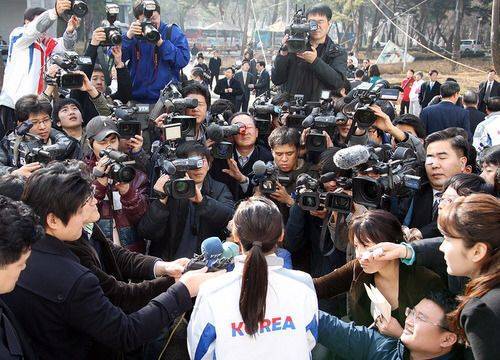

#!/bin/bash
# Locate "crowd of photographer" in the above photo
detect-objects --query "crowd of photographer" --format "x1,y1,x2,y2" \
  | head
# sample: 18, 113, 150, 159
0, 0, 498, 359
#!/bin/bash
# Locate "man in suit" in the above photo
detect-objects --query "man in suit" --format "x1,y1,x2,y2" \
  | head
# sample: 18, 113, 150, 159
349, 69, 365, 90
419, 69, 441, 109
462, 90, 485, 134
234, 60, 255, 112
209, 113, 273, 201
2, 164, 217, 359
405, 129, 469, 237
478, 69, 500, 113
208, 50, 222, 89
420, 81, 471, 139
214, 67, 243, 110
251, 60, 271, 97
0, 196, 39, 360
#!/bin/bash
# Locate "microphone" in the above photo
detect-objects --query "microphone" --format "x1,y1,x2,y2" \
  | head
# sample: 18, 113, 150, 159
333, 145, 371, 170
252, 160, 275, 176
201, 236, 224, 267
222, 241, 240, 259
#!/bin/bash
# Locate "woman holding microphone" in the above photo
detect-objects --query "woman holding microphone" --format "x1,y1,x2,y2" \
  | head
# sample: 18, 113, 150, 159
188, 197, 318, 360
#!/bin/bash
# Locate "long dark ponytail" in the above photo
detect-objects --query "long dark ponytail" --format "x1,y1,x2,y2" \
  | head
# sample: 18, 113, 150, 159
233, 197, 283, 335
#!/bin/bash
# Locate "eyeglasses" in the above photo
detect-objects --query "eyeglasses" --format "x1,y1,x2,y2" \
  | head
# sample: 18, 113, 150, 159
405, 307, 449, 331
83, 187, 97, 205
31, 118, 51, 127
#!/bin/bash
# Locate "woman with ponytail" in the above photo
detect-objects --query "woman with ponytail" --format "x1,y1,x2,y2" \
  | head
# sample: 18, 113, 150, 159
187, 196, 318, 360
438, 193, 500, 359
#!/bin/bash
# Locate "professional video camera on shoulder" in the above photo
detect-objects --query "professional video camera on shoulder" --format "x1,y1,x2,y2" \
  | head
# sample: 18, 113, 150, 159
135, 0, 161, 43
342, 81, 401, 129
284, 5, 318, 53
45, 51, 92, 89
205, 120, 245, 160
294, 173, 352, 214
150, 82, 198, 141
249, 93, 282, 136
9, 121, 67, 167
97, 148, 137, 183
251, 160, 290, 194
334, 144, 422, 209
101, 4, 122, 47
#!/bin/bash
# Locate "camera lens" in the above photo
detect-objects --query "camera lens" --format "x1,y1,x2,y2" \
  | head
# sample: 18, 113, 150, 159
174, 180, 190, 194
303, 195, 317, 208
72, 0, 88, 17
144, 25, 160, 43
114, 165, 135, 183
110, 30, 122, 45
353, 108, 376, 128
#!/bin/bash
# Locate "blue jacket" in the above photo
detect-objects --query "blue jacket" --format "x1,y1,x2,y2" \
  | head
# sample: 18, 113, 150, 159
318, 311, 460, 360
121, 22, 190, 104
419, 101, 471, 140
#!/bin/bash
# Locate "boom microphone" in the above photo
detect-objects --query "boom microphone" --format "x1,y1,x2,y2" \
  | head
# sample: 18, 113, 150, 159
333, 145, 371, 170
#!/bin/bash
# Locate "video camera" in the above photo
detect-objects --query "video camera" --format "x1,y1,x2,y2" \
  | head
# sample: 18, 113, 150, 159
136, 0, 161, 43
251, 160, 290, 194
156, 150, 203, 199
206, 122, 246, 160
342, 81, 401, 128
102, 4, 122, 47
108, 102, 143, 139
150, 82, 198, 141
46, 51, 92, 89
249, 93, 282, 136
284, 5, 318, 53
335, 145, 422, 208
295, 173, 352, 214
98, 149, 136, 183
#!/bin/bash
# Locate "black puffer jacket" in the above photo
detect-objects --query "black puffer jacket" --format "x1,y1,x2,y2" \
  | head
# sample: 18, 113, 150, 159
272, 36, 347, 102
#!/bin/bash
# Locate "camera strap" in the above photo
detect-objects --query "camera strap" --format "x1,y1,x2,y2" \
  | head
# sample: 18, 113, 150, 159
319, 210, 341, 257
12, 136, 23, 167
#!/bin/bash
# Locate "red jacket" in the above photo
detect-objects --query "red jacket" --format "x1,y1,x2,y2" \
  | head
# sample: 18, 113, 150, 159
85, 154, 149, 253
401, 77, 415, 102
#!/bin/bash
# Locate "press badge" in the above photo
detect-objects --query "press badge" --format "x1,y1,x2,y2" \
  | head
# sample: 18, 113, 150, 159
112, 191, 123, 210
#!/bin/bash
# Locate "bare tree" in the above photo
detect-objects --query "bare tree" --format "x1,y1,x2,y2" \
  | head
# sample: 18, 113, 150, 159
493, 0, 500, 71
451, 0, 464, 71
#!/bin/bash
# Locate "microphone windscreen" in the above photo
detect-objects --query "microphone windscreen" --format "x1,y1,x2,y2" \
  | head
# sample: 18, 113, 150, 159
252, 160, 268, 176
222, 242, 240, 259
333, 145, 371, 170
201, 237, 224, 259
206, 123, 225, 142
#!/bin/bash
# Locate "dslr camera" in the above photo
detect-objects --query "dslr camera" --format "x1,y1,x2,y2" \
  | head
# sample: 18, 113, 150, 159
150, 82, 198, 141
98, 149, 136, 183
251, 161, 290, 194
284, 5, 318, 53
343, 81, 400, 128
136, 0, 161, 43
295, 173, 352, 214
102, 4, 122, 47
63, 0, 88, 19
46, 51, 92, 89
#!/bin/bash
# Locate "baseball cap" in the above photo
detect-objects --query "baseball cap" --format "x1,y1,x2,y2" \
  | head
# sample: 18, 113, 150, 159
86, 116, 120, 141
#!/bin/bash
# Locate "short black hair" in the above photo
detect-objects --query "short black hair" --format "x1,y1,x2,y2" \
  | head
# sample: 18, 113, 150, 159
256, 60, 266, 67
0, 174, 26, 201
24, 7, 45, 22
440, 81, 460, 98
0, 195, 43, 267
425, 129, 469, 158
133, 0, 160, 18
486, 96, 500, 112
225, 67, 235, 74
181, 82, 211, 107
268, 126, 301, 149
393, 114, 426, 139
425, 290, 459, 330
176, 141, 212, 163
305, 3, 333, 21
480, 145, 500, 166
443, 173, 492, 196
190, 66, 205, 80
15, 95, 52, 123
462, 90, 478, 106
210, 99, 235, 118
319, 148, 351, 177
22, 163, 92, 227
241, 60, 249, 66
429, 69, 439, 76
368, 64, 381, 78
354, 69, 365, 78
52, 98, 83, 125
407, 69, 415, 74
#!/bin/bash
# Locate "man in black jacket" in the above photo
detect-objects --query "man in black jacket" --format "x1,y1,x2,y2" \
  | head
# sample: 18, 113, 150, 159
478, 69, 500, 113
2, 164, 217, 360
0, 196, 40, 360
210, 113, 273, 201
139, 142, 235, 260
272, 4, 347, 102
419, 70, 441, 109
214, 67, 243, 110
252, 60, 271, 97
70, 28, 132, 125
208, 50, 222, 89
234, 60, 255, 112
0, 95, 77, 177
463, 90, 485, 135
